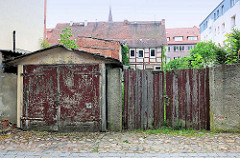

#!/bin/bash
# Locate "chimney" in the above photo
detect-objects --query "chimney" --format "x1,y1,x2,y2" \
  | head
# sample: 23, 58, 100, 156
124, 19, 128, 25
84, 20, 88, 26
161, 19, 165, 25
44, 0, 47, 40
13, 30, 16, 52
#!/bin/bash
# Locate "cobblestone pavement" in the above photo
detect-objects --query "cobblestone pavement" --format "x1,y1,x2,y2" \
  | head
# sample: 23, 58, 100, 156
0, 129, 240, 157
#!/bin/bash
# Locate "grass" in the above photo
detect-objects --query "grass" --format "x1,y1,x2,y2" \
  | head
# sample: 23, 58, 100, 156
133, 126, 218, 137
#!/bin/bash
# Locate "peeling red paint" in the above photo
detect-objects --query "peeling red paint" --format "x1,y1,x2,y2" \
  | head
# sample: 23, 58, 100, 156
22, 65, 100, 130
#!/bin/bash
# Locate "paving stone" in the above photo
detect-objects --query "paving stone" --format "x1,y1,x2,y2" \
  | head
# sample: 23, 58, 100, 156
217, 153, 229, 156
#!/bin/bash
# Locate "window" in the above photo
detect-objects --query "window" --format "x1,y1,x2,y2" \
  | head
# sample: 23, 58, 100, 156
231, 15, 236, 28
167, 57, 171, 63
168, 46, 171, 52
130, 49, 135, 57
167, 37, 170, 41
188, 46, 193, 50
180, 46, 184, 51
218, 26, 220, 34
188, 36, 198, 41
174, 36, 183, 41
150, 49, 155, 57
217, 10, 219, 18
154, 66, 161, 70
222, 5, 224, 14
231, 0, 236, 7
222, 23, 225, 33
138, 50, 144, 58
214, 13, 216, 20
174, 46, 179, 51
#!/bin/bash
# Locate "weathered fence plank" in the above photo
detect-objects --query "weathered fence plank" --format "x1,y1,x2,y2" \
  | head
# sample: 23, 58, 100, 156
123, 70, 164, 130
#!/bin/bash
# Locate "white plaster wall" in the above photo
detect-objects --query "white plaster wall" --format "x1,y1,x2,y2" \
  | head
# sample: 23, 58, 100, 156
201, 1, 240, 46
0, 0, 44, 52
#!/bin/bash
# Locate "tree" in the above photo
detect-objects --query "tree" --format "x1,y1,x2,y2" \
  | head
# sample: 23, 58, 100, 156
40, 38, 50, 49
58, 27, 78, 49
224, 28, 240, 64
122, 45, 130, 66
161, 45, 167, 70
165, 57, 190, 70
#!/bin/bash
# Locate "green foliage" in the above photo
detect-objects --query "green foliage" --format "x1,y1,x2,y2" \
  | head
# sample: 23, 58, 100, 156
189, 41, 220, 68
224, 28, 240, 64
122, 45, 130, 66
58, 27, 78, 49
161, 45, 167, 70
165, 57, 191, 70
40, 38, 50, 49
165, 40, 230, 70
134, 126, 217, 137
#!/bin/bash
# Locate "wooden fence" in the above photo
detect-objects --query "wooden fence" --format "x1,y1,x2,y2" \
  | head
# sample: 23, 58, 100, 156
123, 68, 210, 130
166, 68, 210, 130
123, 70, 164, 130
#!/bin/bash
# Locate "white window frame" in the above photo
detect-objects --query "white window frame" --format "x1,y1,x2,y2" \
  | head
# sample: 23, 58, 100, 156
129, 49, 135, 58
174, 36, 183, 42
222, 23, 225, 33
174, 46, 179, 52
231, 15, 236, 28
167, 37, 170, 41
150, 48, 156, 58
188, 36, 198, 41
138, 49, 144, 58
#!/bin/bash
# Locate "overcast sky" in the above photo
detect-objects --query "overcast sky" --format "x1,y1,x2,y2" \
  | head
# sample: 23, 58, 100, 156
46, 0, 223, 29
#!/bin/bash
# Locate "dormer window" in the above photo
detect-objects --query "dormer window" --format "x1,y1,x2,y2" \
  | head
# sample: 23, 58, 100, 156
188, 36, 198, 41
174, 36, 183, 41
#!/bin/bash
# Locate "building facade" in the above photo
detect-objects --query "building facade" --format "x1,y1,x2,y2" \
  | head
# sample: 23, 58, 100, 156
200, 0, 240, 45
47, 20, 166, 70
0, 0, 46, 52
166, 27, 200, 61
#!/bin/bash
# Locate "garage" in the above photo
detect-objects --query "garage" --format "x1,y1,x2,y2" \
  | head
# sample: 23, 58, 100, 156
5, 45, 123, 131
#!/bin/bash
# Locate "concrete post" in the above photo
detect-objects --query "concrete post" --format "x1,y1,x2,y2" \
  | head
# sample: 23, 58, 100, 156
107, 67, 122, 131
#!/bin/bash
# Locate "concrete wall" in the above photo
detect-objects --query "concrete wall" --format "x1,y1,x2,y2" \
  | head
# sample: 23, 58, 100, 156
209, 64, 240, 132
107, 67, 122, 131
0, 0, 44, 51
0, 72, 17, 124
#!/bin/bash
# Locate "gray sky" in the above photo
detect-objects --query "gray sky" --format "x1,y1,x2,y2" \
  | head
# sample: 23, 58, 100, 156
46, 0, 223, 29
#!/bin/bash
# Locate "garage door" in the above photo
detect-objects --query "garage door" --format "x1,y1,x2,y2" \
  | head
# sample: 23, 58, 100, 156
22, 65, 101, 131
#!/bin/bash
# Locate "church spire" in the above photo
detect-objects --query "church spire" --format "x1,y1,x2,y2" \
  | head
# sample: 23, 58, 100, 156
108, 6, 113, 22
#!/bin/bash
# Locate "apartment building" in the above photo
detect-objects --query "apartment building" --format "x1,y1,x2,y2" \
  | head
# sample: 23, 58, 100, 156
200, 0, 240, 45
166, 27, 200, 61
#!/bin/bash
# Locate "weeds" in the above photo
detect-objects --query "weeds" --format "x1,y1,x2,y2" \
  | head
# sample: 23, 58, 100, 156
133, 126, 217, 137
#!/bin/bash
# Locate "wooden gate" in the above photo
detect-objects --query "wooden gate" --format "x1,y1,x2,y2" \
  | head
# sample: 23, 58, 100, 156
123, 68, 210, 130
166, 69, 210, 130
22, 65, 101, 131
123, 70, 164, 130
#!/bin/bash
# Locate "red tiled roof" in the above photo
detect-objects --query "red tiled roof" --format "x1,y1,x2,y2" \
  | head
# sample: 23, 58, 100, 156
166, 26, 200, 45
47, 20, 167, 48
77, 37, 121, 60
